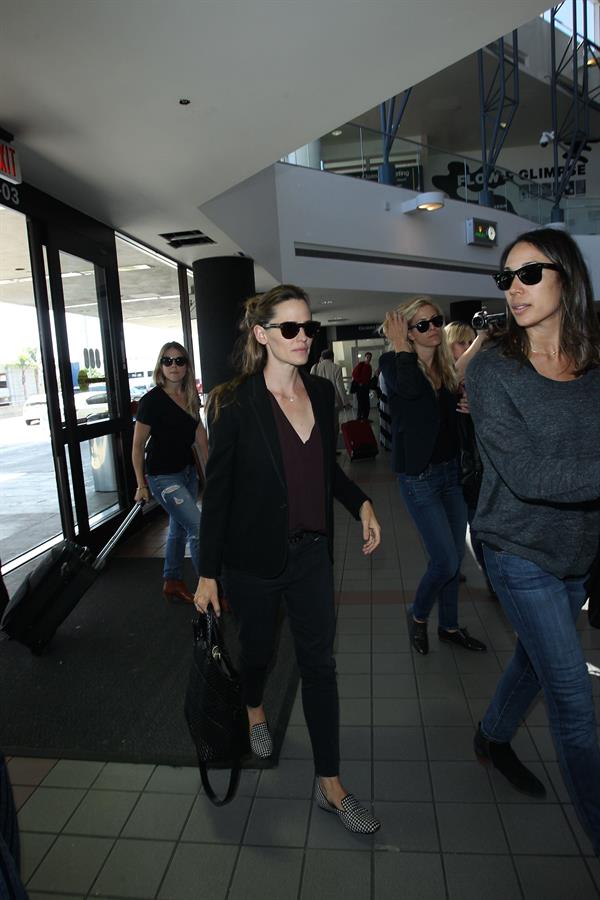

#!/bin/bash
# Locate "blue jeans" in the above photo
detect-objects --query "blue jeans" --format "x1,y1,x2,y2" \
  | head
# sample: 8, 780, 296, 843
482, 547, 600, 856
398, 458, 467, 630
146, 465, 201, 580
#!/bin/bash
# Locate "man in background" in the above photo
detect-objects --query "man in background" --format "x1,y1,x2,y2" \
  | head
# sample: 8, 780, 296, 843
351, 352, 373, 421
311, 348, 350, 440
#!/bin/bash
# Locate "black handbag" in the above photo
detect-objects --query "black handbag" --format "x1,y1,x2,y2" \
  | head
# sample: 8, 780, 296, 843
184, 611, 250, 805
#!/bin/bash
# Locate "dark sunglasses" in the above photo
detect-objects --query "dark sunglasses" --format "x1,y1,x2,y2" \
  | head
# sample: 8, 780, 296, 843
493, 262, 561, 291
408, 314, 444, 334
160, 356, 187, 367
263, 321, 321, 339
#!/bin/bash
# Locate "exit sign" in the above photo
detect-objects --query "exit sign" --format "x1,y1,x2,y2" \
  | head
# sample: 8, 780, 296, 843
0, 140, 21, 185
466, 218, 496, 247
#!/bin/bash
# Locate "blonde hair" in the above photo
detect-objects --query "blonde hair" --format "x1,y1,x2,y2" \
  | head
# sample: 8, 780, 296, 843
384, 296, 458, 392
445, 321, 476, 347
207, 284, 311, 421
152, 341, 199, 420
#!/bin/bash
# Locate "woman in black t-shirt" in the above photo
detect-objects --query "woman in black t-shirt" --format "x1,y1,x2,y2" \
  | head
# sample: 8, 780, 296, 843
379, 298, 486, 657
132, 342, 208, 604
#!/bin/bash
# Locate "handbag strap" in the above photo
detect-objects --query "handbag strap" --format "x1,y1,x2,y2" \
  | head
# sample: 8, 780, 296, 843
199, 761, 242, 806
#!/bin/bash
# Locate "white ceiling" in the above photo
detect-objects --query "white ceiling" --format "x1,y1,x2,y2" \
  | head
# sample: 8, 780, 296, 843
1, 0, 551, 272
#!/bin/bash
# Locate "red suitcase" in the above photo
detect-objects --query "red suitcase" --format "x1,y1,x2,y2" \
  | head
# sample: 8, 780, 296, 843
341, 420, 379, 461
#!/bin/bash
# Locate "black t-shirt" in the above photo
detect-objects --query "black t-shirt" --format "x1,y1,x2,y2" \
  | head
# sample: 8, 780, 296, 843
429, 386, 458, 464
136, 386, 198, 475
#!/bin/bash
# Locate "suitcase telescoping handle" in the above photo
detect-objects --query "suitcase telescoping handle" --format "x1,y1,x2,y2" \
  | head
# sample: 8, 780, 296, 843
93, 501, 145, 571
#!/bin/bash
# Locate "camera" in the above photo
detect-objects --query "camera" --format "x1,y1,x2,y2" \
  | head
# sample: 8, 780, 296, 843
472, 307, 506, 331
539, 130, 555, 148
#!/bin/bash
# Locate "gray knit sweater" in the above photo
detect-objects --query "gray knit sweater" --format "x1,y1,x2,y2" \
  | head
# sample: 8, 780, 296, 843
466, 345, 600, 579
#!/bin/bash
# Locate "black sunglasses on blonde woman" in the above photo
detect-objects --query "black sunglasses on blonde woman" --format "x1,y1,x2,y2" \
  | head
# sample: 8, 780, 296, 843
408, 314, 444, 334
492, 262, 561, 291
263, 321, 321, 339
161, 356, 187, 367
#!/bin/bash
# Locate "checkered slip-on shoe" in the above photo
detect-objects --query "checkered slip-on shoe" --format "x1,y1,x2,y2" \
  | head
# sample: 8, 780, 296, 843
249, 722, 273, 758
314, 779, 381, 834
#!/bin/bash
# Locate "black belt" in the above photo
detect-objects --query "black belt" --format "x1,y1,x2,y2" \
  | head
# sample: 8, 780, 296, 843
288, 530, 323, 545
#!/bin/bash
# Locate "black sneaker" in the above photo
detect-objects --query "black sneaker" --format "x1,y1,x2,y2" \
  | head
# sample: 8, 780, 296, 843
407, 610, 429, 655
438, 627, 487, 652
474, 724, 546, 797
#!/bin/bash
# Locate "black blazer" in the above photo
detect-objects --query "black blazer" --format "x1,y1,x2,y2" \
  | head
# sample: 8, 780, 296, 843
199, 370, 369, 579
379, 350, 459, 476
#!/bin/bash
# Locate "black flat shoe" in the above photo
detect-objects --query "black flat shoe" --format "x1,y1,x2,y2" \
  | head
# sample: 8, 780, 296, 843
474, 724, 546, 798
407, 610, 428, 655
438, 627, 486, 652
314, 780, 381, 834
249, 722, 273, 758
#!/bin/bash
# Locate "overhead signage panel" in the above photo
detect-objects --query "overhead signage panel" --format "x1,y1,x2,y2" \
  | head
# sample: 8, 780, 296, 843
0, 140, 21, 185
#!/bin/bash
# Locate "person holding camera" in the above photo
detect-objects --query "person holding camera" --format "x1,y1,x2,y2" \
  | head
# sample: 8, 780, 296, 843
466, 228, 600, 855
380, 297, 487, 656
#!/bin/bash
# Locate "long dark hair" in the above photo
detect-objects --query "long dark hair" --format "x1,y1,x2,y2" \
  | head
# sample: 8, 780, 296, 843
497, 228, 600, 374
207, 283, 311, 420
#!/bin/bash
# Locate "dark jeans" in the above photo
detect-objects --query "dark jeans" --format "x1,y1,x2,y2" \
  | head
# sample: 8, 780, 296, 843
398, 458, 467, 630
482, 547, 600, 857
223, 533, 339, 776
356, 384, 370, 421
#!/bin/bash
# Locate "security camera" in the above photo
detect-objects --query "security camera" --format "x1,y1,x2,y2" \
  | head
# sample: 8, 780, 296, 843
539, 130, 555, 148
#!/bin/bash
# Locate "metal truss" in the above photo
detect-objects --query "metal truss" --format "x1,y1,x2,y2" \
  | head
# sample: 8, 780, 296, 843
478, 32, 520, 207
377, 89, 412, 184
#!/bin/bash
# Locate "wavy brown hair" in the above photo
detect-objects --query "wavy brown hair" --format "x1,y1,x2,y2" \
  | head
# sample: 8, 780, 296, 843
207, 284, 311, 421
497, 228, 600, 374
152, 341, 199, 420
383, 296, 459, 392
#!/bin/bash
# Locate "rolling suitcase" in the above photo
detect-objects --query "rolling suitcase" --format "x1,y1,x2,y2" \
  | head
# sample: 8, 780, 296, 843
341, 419, 379, 461
1, 502, 143, 654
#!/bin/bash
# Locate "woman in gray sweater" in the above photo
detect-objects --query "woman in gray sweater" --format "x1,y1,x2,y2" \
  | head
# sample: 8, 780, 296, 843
466, 228, 600, 857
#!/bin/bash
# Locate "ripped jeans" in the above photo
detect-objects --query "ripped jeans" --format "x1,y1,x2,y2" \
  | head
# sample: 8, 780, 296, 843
146, 465, 201, 580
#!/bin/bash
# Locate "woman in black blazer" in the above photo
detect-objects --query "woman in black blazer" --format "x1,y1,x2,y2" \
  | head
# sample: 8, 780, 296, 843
194, 284, 382, 834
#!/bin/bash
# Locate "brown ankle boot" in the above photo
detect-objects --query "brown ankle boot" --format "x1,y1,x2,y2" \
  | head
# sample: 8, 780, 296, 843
162, 579, 194, 604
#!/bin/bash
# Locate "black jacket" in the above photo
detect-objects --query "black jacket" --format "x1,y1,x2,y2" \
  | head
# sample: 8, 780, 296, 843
379, 350, 459, 476
199, 370, 369, 579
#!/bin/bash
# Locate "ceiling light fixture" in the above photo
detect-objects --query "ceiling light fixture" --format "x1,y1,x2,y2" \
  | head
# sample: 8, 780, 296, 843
118, 264, 152, 273
401, 191, 446, 213
331, 129, 343, 136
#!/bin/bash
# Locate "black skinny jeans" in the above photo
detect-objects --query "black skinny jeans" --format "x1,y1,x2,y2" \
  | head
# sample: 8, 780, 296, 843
223, 533, 339, 776
356, 384, 371, 421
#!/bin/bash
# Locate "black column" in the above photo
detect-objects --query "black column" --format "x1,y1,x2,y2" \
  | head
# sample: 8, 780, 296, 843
192, 256, 255, 393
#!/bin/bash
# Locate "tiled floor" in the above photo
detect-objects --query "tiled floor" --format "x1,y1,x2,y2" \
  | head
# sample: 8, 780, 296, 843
7, 451, 600, 899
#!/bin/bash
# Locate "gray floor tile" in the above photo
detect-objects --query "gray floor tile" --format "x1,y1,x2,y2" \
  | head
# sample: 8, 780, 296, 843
373, 727, 426, 761
243, 797, 310, 847
374, 761, 432, 802
515, 856, 599, 900
41, 760, 105, 789
229, 847, 303, 900
158, 843, 237, 900
63, 790, 138, 836
340, 726, 372, 759
563, 804, 598, 857
458, 671, 502, 698
339, 760, 373, 800
335, 633, 371, 653
374, 851, 445, 900
340, 697, 371, 725
307, 805, 375, 851
336, 604, 371, 618
180, 794, 252, 843
19, 832, 56, 883
373, 698, 421, 726
372, 619, 406, 635
92, 763, 155, 792
121, 792, 194, 840
337, 616, 371, 632
18, 787, 86, 833
337, 673, 371, 698
257, 759, 315, 799
144, 765, 201, 794
7, 757, 58, 786
528, 725, 558, 761
335, 652, 371, 673
27, 835, 113, 895
499, 803, 580, 854
542, 760, 570, 802
373, 654, 414, 674
419, 696, 473, 726
444, 854, 522, 900
374, 801, 439, 852
415, 671, 464, 698
301, 849, 371, 900
425, 726, 474, 760
91, 838, 174, 898
430, 760, 494, 802
199, 768, 260, 798
372, 672, 417, 698
28, 893, 85, 900
12, 784, 35, 811
437, 802, 508, 854
280, 725, 313, 759
372, 633, 406, 652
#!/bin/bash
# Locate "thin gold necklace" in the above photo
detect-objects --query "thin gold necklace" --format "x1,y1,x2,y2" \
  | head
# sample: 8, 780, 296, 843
530, 346, 558, 357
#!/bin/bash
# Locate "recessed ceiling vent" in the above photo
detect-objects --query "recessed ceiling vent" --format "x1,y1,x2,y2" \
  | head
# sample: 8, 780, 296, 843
159, 229, 216, 248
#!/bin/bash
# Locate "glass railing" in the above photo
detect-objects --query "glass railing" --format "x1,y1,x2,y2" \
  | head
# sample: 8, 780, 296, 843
562, 197, 600, 234
283, 123, 557, 226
